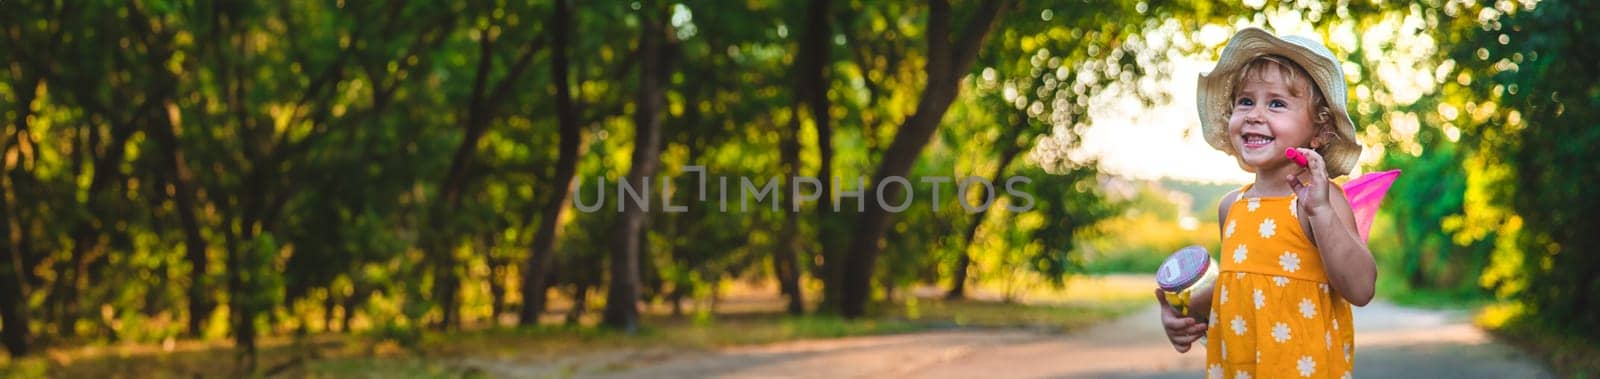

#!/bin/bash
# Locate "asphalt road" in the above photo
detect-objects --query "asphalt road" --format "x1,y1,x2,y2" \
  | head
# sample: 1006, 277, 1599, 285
570, 301, 1553, 378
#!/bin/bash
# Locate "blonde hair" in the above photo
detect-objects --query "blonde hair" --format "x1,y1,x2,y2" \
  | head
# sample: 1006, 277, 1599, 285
1227, 55, 1338, 146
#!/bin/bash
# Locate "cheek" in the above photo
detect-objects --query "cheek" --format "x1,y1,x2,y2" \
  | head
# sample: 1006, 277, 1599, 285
1226, 113, 1244, 132
1269, 116, 1316, 143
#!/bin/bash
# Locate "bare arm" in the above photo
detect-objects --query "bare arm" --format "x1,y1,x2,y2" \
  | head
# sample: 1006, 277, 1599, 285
1289, 148, 1377, 306
1156, 190, 1238, 353
1156, 287, 1208, 353
1307, 186, 1377, 306
1184, 189, 1239, 319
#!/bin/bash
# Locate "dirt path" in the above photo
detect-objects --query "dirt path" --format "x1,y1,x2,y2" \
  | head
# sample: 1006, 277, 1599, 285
556, 301, 1551, 378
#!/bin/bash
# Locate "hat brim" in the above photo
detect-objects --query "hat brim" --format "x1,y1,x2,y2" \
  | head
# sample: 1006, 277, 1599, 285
1197, 27, 1362, 177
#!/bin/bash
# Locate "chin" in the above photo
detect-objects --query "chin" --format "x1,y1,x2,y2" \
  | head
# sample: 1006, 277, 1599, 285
1237, 150, 1282, 171
1233, 146, 1270, 164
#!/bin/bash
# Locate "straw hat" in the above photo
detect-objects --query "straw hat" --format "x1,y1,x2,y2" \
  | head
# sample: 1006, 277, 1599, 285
1197, 27, 1361, 178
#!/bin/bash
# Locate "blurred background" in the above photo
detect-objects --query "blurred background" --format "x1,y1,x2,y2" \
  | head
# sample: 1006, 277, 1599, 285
0, 0, 1596, 377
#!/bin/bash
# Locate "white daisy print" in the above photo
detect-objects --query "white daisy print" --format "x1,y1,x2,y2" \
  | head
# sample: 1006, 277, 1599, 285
1226, 219, 1237, 238
1320, 283, 1329, 294
1231, 315, 1247, 335
1297, 355, 1317, 377
1220, 286, 1229, 305
1344, 343, 1352, 362
1222, 340, 1228, 360
1253, 289, 1265, 309
1299, 298, 1317, 319
1209, 364, 1224, 379
1235, 371, 1251, 379
1326, 331, 1332, 349
1290, 198, 1298, 218
1259, 218, 1277, 239
1341, 371, 1352, 379
1273, 276, 1289, 287
1279, 251, 1302, 273
1233, 244, 1249, 264
1272, 322, 1291, 343
1333, 317, 1339, 331
1247, 197, 1260, 212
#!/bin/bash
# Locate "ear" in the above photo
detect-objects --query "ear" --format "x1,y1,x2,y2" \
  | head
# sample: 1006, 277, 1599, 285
1310, 130, 1333, 149
1310, 106, 1335, 149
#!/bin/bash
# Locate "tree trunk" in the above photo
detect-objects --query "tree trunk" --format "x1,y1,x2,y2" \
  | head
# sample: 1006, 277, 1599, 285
838, 0, 1009, 318
149, 101, 211, 336
56, 116, 137, 338
58, 0, 189, 337
224, 231, 257, 372
522, 0, 582, 326
485, 233, 505, 322
322, 291, 337, 332
777, 88, 805, 315
669, 286, 685, 317
947, 136, 1023, 299
774, 136, 805, 314
603, 2, 669, 332
217, 14, 260, 369
808, 0, 842, 314
780, 0, 832, 315
340, 285, 365, 333
0, 252, 27, 356
427, 28, 494, 330
428, 18, 543, 329
565, 282, 589, 325
0, 73, 44, 358
0, 162, 26, 355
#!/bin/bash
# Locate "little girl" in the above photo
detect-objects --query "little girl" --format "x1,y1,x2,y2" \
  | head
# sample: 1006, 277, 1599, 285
1157, 28, 1377, 378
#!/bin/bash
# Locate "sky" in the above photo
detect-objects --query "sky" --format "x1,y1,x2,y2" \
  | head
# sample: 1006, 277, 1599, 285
1077, 54, 1254, 184
1067, 9, 1436, 185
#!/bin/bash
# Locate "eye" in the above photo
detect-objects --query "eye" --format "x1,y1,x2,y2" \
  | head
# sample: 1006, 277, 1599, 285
1236, 97, 1254, 107
1269, 99, 1287, 108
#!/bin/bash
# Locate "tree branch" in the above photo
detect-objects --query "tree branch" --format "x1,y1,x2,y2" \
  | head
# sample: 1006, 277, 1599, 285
948, 0, 1007, 84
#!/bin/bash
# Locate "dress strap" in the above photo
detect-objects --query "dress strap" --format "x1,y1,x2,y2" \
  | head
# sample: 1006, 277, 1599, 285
1233, 184, 1253, 204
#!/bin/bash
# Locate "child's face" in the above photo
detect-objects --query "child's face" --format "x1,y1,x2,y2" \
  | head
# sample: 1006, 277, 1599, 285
1226, 65, 1319, 171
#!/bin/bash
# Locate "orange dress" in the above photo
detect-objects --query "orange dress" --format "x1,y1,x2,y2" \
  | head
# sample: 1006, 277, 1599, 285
1205, 185, 1354, 378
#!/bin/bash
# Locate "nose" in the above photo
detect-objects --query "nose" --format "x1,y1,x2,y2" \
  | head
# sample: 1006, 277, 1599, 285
1243, 105, 1264, 124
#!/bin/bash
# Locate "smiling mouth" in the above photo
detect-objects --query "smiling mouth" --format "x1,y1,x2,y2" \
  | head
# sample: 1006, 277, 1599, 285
1242, 133, 1275, 149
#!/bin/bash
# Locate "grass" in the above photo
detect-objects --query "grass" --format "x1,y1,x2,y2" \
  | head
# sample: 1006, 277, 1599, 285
1366, 260, 1495, 310
1372, 275, 1599, 376
1077, 246, 1172, 275
0, 333, 362, 379
1373, 282, 1494, 310
0, 275, 1153, 378
1476, 303, 1600, 378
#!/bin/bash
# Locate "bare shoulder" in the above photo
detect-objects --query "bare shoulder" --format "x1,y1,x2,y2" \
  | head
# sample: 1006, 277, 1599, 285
1217, 188, 1241, 220
1217, 188, 1241, 239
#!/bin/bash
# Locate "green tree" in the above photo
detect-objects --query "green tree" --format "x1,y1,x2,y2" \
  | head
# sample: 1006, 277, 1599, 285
603, 0, 673, 332
1433, 0, 1600, 339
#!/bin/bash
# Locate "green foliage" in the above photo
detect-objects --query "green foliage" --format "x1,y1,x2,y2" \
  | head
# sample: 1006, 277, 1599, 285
1015, 165, 1120, 284
368, 322, 425, 351
0, 0, 1594, 372
1429, 0, 1600, 340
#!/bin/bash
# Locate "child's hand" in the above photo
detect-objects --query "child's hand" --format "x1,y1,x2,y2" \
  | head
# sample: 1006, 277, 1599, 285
1155, 288, 1207, 353
1287, 147, 1332, 216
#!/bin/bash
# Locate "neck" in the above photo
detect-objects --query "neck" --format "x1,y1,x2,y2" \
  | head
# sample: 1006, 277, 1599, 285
1249, 161, 1301, 196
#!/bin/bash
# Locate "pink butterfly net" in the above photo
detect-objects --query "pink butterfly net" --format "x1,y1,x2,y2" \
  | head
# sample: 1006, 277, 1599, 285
1286, 148, 1400, 241
1342, 170, 1401, 242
